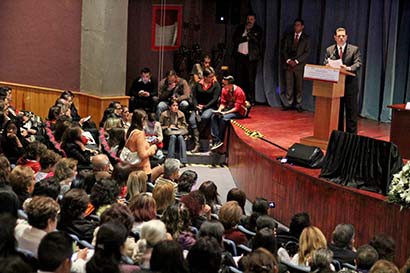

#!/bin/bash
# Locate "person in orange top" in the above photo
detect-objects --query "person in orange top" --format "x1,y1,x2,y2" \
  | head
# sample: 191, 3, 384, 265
125, 110, 162, 181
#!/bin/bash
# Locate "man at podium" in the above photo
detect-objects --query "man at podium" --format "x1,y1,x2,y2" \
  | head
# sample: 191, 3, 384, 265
324, 27, 362, 134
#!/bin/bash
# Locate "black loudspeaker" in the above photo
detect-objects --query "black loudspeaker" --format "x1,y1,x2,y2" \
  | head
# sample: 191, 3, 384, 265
286, 143, 324, 169
215, 0, 241, 24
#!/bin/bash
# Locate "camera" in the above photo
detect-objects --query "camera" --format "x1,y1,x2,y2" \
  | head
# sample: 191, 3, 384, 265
268, 201, 276, 208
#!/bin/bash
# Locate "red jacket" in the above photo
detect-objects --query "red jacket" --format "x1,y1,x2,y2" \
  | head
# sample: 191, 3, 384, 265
220, 85, 246, 116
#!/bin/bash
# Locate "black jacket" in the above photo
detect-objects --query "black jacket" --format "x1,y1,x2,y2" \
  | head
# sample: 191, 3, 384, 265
233, 23, 263, 61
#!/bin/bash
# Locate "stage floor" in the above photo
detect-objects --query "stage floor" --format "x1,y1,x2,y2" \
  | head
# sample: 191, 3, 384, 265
235, 105, 391, 157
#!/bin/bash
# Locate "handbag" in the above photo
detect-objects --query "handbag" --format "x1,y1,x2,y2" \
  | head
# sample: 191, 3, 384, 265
120, 130, 141, 165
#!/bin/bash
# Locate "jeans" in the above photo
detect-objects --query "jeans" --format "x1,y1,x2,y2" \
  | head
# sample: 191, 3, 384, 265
167, 135, 187, 163
156, 100, 190, 119
211, 112, 243, 142
188, 108, 214, 129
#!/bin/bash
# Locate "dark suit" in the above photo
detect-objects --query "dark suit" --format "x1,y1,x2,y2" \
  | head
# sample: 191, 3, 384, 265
324, 43, 362, 134
232, 23, 263, 103
281, 32, 310, 108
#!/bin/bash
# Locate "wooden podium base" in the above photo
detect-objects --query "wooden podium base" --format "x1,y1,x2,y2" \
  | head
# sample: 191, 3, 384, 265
300, 136, 328, 150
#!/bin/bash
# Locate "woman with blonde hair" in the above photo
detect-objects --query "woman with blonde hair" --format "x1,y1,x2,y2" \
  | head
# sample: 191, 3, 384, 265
132, 219, 169, 269
219, 200, 247, 245
152, 182, 175, 215
54, 158, 78, 195
292, 226, 327, 266
126, 170, 148, 199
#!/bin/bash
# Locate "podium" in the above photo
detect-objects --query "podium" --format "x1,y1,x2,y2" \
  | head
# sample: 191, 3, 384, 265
300, 64, 355, 149
388, 104, 410, 159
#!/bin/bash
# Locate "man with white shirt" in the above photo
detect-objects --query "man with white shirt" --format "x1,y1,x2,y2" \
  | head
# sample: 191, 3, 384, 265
232, 13, 263, 105
324, 27, 362, 134
15, 196, 60, 257
281, 19, 310, 112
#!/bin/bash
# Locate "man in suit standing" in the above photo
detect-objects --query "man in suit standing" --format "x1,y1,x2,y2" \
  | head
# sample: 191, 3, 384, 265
324, 27, 362, 134
281, 19, 310, 112
232, 13, 263, 105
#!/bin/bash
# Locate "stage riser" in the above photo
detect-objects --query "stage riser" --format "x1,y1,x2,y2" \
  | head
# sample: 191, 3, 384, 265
228, 128, 410, 266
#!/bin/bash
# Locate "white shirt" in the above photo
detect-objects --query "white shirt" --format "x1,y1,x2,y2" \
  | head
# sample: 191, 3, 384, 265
15, 222, 47, 258
237, 29, 249, 55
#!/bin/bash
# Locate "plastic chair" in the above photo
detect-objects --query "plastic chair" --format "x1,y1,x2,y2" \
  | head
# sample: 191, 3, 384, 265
17, 209, 28, 220
223, 238, 237, 256
229, 266, 243, 273
237, 244, 252, 255
238, 225, 256, 237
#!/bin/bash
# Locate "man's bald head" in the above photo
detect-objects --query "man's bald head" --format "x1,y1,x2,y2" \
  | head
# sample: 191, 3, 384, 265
91, 154, 110, 171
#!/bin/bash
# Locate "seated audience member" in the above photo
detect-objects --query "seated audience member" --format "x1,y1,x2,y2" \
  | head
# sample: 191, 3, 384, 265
99, 107, 116, 128
103, 117, 123, 137
155, 158, 181, 192
53, 158, 78, 195
191, 54, 214, 83
227, 187, 247, 215
356, 244, 379, 273
187, 237, 223, 273
276, 211, 311, 249
87, 222, 140, 273
181, 190, 211, 229
14, 196, 60, 257
153, 182, 175, 215
160, 99, 188, 164
198, 180, 222, 214
109, 101, 124, 119
57, 189, 96, 242
291, 226, 327, 266
35, 149, 61, 182
0, 214, 36, 271
328, 223, 357, 265
369, 260, 400, 273
256, 215, 278, 232
150, 240, 189, 273
17, 142, 48, 174
9, 165, 35, 207
32, 177, 61, 200
0, 189, 19, 216
177, 169, 198, 196
1, 120, 29, 165
133, 219, 169, 269
369, 233, 396, 262
96, 203, 135, 259
125, 110, 159, 178
241, 197, 270, 232
61, 126, 97, 169
52, 115, 72, 143
210, 75, 247, 150
219, 200, 248, 245
128, 193, 157, 233
0, 155, 12, 189
250, 227, 278, 255
47, 105, 64, 129
144, 112, 165, 162
37, 231, 73, 273
121, 105, 131, 129
127, 170, 148, 199
401, 257, 410, 273
128, 67, 157, 112
89, 179, 120, 217
161, 203, 196, 250
189, 67, 221, 152
310, 248, 334, 273
245, 248, 279, 273
156, 70, 191, 118
111, 162, 134, 198
108, 127, 126, 157
91, 154, 112, 178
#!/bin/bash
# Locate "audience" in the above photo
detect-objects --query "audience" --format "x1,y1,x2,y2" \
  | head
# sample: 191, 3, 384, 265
0, 66, 408, 273
14, 196, 60, 257
219, 200, 248, 245
328, 223, 357, 265
37, 231, 73, 273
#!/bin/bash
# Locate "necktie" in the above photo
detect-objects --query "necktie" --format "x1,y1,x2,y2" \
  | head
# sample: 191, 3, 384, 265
339, 46, 343, 59
294, 33, 299, 44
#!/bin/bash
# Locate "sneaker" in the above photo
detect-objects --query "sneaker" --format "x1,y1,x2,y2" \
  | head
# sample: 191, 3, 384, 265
210, 141, 223, 151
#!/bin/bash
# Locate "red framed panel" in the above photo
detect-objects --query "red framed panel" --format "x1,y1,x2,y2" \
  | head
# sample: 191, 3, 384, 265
151, 5, 182, 51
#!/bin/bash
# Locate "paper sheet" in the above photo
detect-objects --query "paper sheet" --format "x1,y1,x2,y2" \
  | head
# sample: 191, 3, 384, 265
328, 58, 343, 68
